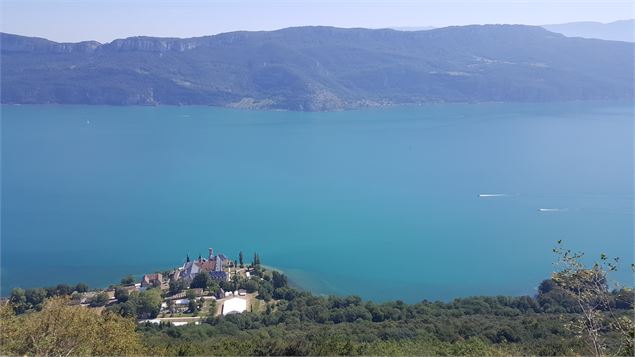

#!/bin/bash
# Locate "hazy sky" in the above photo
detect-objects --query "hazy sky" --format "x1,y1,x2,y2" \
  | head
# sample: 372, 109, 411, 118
2, 0, 633, 43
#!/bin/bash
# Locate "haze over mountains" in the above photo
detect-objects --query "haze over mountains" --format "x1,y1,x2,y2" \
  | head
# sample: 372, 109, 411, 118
1, 24, 633, 111
542, 19, 634, 42
393, 19, 635, 42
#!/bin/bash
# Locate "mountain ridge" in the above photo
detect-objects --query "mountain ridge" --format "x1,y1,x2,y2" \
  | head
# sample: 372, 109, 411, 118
389, 19, 635, 43
542, 19, 634, 42
2, 25, 633, 111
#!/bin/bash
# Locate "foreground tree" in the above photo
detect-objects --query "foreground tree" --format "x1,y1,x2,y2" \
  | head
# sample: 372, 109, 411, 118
0, 297, 146, 356
552, 241, 634, 356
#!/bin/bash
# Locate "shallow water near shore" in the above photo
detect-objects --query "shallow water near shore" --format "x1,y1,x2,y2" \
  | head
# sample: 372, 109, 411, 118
1, 102, 633, 301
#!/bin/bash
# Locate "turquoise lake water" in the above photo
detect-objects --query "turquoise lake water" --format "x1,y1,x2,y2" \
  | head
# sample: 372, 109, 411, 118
1, 103, 633, 301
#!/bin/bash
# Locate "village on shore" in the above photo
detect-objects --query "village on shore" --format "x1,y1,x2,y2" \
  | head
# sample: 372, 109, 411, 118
71, 247, 284, 327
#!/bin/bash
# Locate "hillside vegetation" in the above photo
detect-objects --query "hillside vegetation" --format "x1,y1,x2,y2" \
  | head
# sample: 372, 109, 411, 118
542, 20, 635, 42
2, 25, 633, 110
1, 243, 633, 356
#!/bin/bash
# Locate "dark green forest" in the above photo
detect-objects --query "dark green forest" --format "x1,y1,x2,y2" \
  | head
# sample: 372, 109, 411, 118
136, 269, 633, 356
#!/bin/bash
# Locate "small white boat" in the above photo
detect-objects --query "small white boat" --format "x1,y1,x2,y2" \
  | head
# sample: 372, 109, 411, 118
538, 208, 565, 212
478, 193, 506, 198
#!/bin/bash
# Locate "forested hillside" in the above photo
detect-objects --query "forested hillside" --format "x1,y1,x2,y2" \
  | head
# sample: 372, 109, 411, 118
2, 25, 633, 110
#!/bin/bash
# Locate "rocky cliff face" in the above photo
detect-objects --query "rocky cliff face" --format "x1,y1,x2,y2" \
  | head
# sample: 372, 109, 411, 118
100, 37, 207, 52
1, 33, 100, 53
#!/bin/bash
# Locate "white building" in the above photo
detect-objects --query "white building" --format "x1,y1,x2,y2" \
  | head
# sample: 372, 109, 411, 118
222, 297, 247, 315
174, 298, 190, 305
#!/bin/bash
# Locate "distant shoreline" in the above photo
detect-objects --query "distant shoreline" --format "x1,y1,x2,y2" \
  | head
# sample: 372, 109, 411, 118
2, 99, 633, 113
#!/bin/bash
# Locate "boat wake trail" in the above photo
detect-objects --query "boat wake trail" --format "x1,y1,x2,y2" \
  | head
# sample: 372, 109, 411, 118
478, 193, 508, 198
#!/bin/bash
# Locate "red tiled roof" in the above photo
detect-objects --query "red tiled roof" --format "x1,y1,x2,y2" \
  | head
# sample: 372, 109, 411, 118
195, 260, 216, 272
142, 273, 163, 284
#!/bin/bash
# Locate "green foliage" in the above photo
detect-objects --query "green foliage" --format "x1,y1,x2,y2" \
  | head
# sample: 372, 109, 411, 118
257, 280, 273, 301
272, 270, 288, 289
24, 288, 48, 310
10, 282, 94, 314
190, 272, 211, 289
115, 286, 130, 303
207, 280, 221, 294
106, 300, 138, 318
139, 261, 632, 357
0, 297, 147, 356
136, 289, 163, 319
90, 292, 110, 307
611, 288, 634, 309
243, 279, 259, 293
168, 279, 189, 296
121, 275, 135, 285
107, 288, 163, 319
188, 299, 199, 313
208, 300, 218, 316
552, 241, 634, 356
186, 289, 197, 300
75, 282, 89, 293
3, 247, 632, 356
51, 284, 74, 296
9, 288, 27, 314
